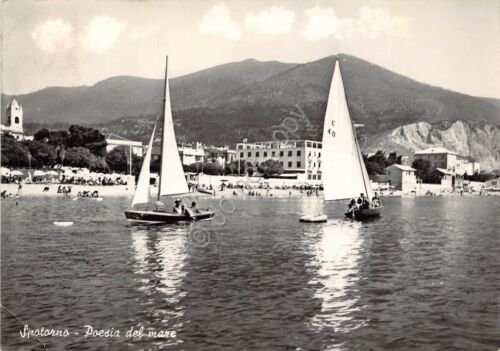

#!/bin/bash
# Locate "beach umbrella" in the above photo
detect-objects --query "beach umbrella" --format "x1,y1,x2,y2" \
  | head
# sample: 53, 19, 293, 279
0, 167, 10, 176
33, 170, 46, 176
10, 170, 24, 176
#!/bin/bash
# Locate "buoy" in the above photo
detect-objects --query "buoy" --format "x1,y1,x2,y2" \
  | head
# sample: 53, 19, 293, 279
299, 214, 328, 223
54, 221, 74, 226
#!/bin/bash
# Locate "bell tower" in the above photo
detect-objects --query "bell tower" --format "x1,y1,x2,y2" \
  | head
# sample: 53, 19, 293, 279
6, 98, 23, 133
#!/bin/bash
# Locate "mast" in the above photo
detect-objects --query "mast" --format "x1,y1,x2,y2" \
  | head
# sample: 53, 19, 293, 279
352, 121, 369, 197
341, 58, 369, 197
342, 58, 372, 200
157, 55, 168, 201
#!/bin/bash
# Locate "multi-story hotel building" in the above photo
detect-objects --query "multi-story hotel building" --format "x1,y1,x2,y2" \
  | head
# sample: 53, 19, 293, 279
235, 139, 322, 181
414, 147, 480, 176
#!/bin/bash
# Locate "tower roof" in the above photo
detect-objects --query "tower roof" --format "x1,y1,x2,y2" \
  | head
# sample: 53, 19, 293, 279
7, 98, 20, 108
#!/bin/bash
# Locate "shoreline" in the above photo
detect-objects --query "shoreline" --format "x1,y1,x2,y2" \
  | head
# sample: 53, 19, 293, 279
1, 183, 134, 197
2, 183, 495, 199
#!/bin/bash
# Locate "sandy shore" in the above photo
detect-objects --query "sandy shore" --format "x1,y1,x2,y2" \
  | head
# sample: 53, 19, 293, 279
2, 183, 493, 199
1, 183, 134, 197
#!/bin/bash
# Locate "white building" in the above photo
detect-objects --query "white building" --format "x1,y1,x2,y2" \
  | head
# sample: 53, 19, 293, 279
414, 147, 480, 176
205, 146, 236, 167
235, 139, 322, 181
1, 98, 26, 140
178, 142, 205, 165
106, 134, 143, 156
385, 164, 417, 192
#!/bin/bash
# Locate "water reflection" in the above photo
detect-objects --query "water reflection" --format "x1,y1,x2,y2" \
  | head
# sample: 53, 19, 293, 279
129, 225, 189, 347
308, 220, 364, 335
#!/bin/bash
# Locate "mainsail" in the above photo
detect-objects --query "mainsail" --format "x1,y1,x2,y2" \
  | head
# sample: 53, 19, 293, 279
158, 57, 189, 198
322, 60, 374, 201
131, 121, 157, 207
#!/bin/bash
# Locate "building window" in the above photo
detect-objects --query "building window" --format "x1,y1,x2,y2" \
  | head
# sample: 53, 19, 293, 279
248, 152, 252, 157
317, 174, 321, 180
279, 161, 284, 166
272, 151, 275, 157
256, 151, 260, 157
297, 150, 301, 156
240, 152, 243, 158
288, 161, 292, 167
312, 174, 317, 180
308, 174, 312, 180
264, 151, 267, 157
288, 151, 292, 156
280, 151, 284, 157
297, 161, 301, 167
14, 117, 19, 124
318, 152, 321, 158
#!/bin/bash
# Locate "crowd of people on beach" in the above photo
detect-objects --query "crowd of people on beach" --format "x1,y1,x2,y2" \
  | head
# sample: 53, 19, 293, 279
77, 190, 100, 198
1, 176, 22, 184
60, 175, 127, 186
57, 185, 72, 196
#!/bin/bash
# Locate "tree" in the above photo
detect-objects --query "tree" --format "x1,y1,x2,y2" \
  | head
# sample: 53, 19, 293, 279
363, 150, 387, 175
412, 158, 432, 181
34, 128, 51, 142
386, 152, 401, 167
183, 162, 204, 174
23, 140, 57, 167
1, 136, 30, 168
257, 159, 284, 178
464, 172, 496, 182
203, 162, 224, 175
105, 147, 142, 174
106, 147, 128, 173
67, 125, 107, 157
65, 147, 105, 171
224, 159, 247, 176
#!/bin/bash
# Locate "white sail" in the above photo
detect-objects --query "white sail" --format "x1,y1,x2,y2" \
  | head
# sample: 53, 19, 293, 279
158, 59, 189, 197
131, 122, 157, 207
322, 60, 373, 201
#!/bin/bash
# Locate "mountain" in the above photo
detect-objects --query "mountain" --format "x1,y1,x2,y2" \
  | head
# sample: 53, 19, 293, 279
4, 54, 500, 129
364, 120, 500, 171
4, 54, 500, 169
1, 59, 295, 124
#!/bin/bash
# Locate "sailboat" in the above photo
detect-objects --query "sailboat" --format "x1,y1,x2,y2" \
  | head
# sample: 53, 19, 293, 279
320, 59, 382, 220
124, 57, 215, 223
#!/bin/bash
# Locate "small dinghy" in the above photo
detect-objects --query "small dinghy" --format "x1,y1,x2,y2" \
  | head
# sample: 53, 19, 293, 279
345, 206, 383, 220
73, 197, 104, 201
53, 221, 74, 226
197, 188, 214, 195
299, 214, 328, 223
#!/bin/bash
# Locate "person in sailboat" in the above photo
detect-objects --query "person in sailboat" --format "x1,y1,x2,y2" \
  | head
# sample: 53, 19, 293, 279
173, 199, 183, 214
372, 192, 381, 207
189, 201, 200, 214
347, 198, 358, 216
359, 193, 370, 209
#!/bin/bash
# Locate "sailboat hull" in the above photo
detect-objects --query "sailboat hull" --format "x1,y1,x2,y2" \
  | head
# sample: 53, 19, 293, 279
125, 209, 215, 223
345, 206, 383, 220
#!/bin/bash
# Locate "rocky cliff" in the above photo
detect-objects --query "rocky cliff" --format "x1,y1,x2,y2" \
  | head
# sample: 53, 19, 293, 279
364, 120, 499, 171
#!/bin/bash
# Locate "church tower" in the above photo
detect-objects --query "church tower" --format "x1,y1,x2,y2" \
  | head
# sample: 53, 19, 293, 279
6, 98, 23, 133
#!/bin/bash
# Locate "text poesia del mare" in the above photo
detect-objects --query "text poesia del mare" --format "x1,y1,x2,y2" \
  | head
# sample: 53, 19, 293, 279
20, 324, 176, 339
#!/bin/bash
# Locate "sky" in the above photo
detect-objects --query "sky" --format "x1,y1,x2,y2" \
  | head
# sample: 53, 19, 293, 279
1, 0, 499, 98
